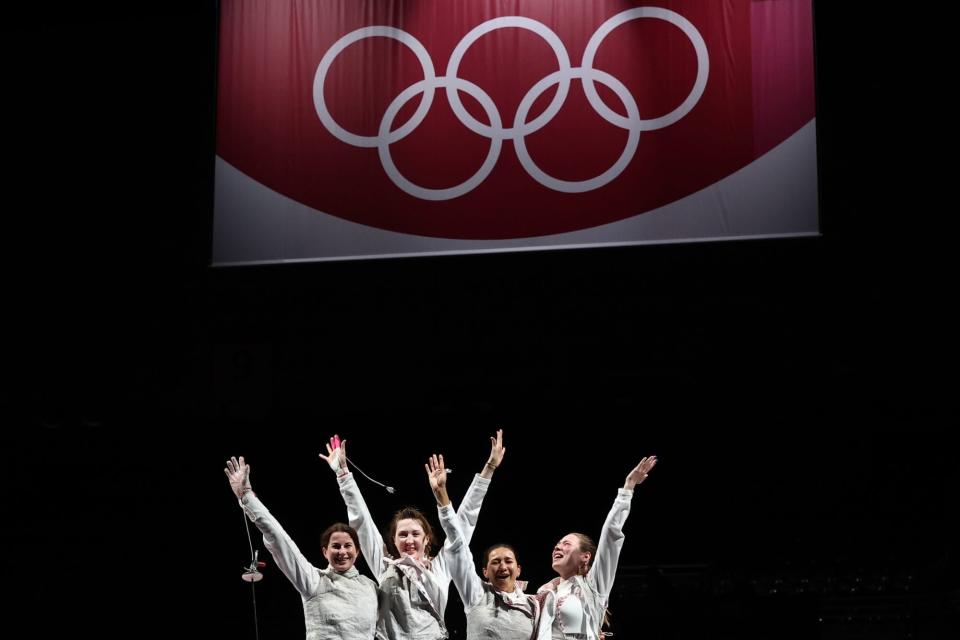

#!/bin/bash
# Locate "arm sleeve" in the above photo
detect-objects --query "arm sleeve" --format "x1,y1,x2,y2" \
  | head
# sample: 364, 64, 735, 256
587, 488, 634, 603
432, 473, 491, 578
437, 502, 484, 610
337, 472, 386, 583
240, 493, 320, 597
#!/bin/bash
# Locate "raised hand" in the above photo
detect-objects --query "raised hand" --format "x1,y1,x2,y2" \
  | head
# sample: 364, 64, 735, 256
425, 453, 450, 506
224, 455, 253, 499
319, 434, 348, 475
624, 455, 657, 490
480, 428, 506, 479
487, 428, 506, 468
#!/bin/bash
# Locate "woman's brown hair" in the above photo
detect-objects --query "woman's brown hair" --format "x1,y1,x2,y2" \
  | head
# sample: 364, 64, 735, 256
385, 507, 436, 558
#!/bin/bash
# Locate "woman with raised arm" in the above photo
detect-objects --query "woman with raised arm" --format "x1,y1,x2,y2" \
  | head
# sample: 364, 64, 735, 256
426, 453, 541, 640
538, 455, 657, 640
319, 430, 506, 640
224, 456, 378, 640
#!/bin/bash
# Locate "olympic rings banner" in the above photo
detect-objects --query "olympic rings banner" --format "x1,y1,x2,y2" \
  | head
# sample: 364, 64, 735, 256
213, 0, 817, 264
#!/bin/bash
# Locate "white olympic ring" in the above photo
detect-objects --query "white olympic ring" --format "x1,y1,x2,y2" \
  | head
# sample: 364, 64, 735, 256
313, 7, 709, 200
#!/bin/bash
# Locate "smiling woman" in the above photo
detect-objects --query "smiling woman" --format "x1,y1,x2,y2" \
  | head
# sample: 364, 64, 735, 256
426, 453, 542, 640
224, 456, 379, 640
321, 523, 361, 572
321, 431, 505, 640
538, 455, 657, 640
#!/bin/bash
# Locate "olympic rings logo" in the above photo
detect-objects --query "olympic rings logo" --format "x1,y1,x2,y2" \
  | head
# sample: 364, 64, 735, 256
313, 7, 709, 201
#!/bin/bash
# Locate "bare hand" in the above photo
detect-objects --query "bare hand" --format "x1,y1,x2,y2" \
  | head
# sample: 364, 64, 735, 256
487, 428, 506, 467
224, 455, 253, 499
425, 453, 448, 492
625, 455, 657, 490
425, 453, 450, 506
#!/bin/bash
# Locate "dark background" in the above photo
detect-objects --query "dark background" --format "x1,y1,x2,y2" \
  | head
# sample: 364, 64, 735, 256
3, 1, 953, 639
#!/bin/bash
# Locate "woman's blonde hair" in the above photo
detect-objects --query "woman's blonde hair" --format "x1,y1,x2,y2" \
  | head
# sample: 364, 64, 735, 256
571, 533, 611, 629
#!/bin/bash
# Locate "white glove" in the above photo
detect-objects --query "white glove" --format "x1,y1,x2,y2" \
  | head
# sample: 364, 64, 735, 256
320, 435, 348, 475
